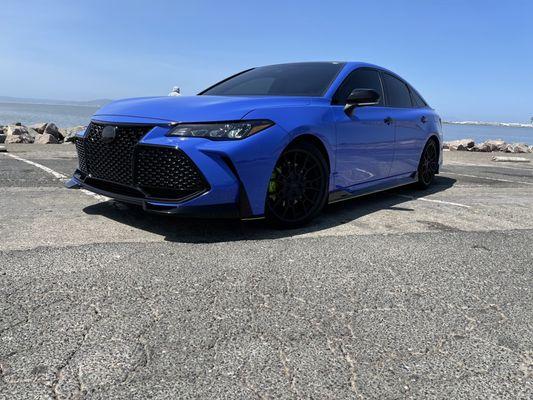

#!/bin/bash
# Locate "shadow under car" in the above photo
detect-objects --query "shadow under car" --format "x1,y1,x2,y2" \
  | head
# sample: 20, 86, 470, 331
82, 176, 457, 243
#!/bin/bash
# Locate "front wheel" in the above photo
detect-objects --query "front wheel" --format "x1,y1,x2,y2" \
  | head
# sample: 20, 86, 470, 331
265, 142, 329, 228
416, 139, 439, 189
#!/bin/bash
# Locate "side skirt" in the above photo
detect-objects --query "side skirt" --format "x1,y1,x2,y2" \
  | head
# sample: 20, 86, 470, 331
241, 173, 418, 220
328, 173, 417, 204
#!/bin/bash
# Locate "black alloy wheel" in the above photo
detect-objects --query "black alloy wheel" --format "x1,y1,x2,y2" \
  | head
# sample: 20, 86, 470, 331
265, 142, 328, 227
416, 139, 439, 189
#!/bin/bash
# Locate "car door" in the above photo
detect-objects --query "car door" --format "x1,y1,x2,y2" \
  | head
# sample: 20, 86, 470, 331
381, 73, 427, 175
332, 68, 395, 189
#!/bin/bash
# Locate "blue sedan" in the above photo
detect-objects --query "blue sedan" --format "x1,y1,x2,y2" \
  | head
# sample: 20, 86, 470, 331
67, 62, 442, 227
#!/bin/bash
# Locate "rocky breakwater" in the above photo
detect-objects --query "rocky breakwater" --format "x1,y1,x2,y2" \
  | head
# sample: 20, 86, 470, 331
0, 122, 86, 144
443, 138, 533, 153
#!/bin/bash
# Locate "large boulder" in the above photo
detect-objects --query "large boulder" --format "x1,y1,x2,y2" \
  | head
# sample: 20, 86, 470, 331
34, 133, 59, 144
60, 125, 86, 142
43, 123, 64, 141
483, 139, 507, 152
29, 122, 47, 134
5, 134, 32, 144
27, 128, 39, 140
445, 138, 475, 151
502, 144, 513, 153
471, 142, 492, 152
471, 139, 508, 152
502, 143, 531, 153
5, 124, 34, 144
511, 143, 531, 153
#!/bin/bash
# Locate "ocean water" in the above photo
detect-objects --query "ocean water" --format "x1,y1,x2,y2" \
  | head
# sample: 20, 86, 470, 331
1, 101, 532, 144
0, 102, 98, 128
442, 123, 533, 145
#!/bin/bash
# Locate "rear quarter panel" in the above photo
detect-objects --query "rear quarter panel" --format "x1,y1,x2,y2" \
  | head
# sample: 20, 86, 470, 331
390, 108, 442, 175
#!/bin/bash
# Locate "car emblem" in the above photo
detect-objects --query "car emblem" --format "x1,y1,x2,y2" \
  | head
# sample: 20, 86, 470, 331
101, 126, 117, 143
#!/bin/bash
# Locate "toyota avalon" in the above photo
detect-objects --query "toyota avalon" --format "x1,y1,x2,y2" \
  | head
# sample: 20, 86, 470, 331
67, 62, 442, 227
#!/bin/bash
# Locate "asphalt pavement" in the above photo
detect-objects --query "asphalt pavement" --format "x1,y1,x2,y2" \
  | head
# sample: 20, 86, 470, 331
0, 145, 532, 399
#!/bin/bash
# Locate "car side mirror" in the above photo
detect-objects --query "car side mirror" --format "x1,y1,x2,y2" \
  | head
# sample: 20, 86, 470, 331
344, 89, 381, 115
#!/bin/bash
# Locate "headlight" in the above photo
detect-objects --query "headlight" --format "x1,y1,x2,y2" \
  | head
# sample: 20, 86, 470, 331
166, 120, 274, 140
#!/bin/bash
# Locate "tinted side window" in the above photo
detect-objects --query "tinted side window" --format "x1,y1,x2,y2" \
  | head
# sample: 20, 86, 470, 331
332, 69, 384, 105
410, 87, 428, 108
382, 74, 412, 108
201, 62, 344, 96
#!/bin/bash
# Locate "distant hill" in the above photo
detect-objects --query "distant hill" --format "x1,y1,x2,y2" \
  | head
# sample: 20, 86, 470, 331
0, 96, 113, 107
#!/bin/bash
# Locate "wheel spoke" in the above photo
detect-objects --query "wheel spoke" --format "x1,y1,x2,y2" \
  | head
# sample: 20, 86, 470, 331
303, 164, 320, 176
303, 193, 317, 203
267, 148, 325, 222
419, 142, 438, 185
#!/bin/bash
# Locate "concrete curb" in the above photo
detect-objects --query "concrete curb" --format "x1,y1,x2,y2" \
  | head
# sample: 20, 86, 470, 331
492, 156, 530, 163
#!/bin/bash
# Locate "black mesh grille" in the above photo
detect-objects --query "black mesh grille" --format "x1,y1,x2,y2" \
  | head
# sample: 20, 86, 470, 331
134, 145, 209, 198
82, 123, 152, 185
75, 139, 88, 174
74, 123, 209, 201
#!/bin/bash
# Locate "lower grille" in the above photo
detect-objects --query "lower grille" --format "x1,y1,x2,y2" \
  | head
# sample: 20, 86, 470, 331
76, 139, 88, 173
75, 123, 209, 201
134, 145, 209, 199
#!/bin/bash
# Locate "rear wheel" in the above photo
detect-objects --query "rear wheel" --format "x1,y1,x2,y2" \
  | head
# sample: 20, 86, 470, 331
416, 139, 439, 189
265, 142, 328, 228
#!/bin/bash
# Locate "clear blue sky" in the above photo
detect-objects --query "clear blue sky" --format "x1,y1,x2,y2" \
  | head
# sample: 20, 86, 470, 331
2, 0, 532, 122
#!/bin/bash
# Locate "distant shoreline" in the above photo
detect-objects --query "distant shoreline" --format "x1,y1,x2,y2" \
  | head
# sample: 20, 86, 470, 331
0, 101, 101, 109
443, 120, 533, 129
0, 96, 111, 108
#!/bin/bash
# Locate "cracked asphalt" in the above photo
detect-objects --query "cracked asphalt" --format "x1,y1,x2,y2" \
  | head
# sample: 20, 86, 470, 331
0, 145, 532, 399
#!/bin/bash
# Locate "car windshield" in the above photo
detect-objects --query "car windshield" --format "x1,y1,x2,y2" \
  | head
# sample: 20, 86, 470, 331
200, 62, 345, 97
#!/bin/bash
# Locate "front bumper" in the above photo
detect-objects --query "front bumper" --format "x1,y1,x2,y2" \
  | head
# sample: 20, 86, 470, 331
67, 117, 290, 218
66, 172, 240, 217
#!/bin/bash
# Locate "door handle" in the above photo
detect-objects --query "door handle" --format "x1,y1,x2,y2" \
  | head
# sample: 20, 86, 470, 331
421, 116, 427, 123
384, 117, 393, 125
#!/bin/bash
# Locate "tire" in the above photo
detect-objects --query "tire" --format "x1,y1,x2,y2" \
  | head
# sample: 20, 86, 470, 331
416, 139, 439, 189
265, 141, 329, 228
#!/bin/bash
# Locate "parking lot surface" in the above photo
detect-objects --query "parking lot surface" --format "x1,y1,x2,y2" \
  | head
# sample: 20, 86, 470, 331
1, 145, 532, 399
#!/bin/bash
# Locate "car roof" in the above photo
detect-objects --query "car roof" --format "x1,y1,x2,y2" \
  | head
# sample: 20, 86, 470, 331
256, 62, 404, 98
259, 61, 392, 73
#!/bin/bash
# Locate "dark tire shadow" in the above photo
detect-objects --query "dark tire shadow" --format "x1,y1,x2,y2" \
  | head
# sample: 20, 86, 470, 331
82, 176, 457, 243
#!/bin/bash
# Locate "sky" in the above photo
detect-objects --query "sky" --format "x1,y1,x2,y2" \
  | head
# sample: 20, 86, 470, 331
1, 0, 532, 122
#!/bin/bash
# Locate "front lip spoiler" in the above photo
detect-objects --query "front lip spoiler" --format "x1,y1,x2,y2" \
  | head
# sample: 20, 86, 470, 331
65, 177, 83, 189
66, 174, 240, 218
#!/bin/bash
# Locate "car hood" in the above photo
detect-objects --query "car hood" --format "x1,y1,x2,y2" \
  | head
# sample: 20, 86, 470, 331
93, 95, 319, 123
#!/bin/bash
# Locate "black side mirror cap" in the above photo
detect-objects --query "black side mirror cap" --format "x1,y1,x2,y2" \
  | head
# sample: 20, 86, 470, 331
344, 89, 381, 115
